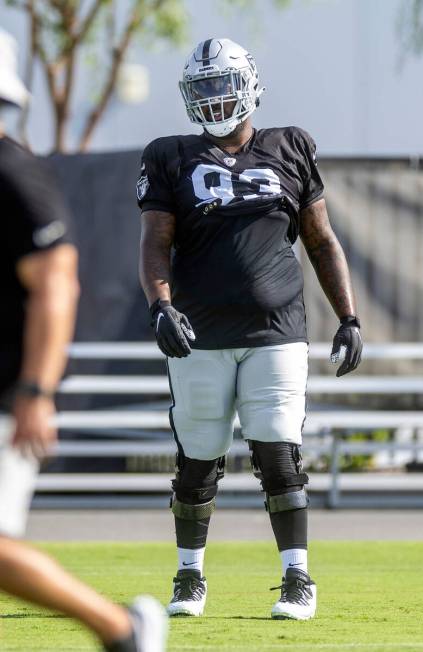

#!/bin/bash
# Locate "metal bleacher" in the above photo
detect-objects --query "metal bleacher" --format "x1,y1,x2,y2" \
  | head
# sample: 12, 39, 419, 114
34, 342, 423, 509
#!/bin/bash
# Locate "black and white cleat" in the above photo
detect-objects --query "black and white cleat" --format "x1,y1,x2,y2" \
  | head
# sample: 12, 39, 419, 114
271, 568, 317, 620
167, 568, 207, 617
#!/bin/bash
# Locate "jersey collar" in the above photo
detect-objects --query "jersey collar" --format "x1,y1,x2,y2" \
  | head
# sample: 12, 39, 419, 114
202, 128, 256, 157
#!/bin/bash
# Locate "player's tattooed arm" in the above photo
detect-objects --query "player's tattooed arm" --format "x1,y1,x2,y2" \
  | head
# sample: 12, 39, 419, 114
299, 198, 356, 318
139, 209, 175, 306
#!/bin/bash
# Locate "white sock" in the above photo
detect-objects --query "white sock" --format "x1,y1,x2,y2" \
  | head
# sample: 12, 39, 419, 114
177, 547, 205, 574
281, 548, 308, 576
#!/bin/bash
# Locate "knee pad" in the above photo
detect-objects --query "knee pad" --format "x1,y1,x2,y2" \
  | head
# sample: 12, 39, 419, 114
249, 440, 309, 513
170, 453, 225, 520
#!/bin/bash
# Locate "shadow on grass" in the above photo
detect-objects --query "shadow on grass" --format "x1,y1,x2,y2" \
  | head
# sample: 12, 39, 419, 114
172, 615, 272, 621
1, 613, 68, 619
222, 616, 272, 621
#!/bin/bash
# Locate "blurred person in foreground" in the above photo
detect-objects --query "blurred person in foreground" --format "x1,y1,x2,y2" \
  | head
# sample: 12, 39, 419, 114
0, 29, 167, 652
138, 38, 363, 621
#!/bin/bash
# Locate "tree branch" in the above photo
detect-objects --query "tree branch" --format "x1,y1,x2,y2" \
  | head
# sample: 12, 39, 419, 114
22, 4, 57, 104
26, 4, 68, 149
76, 0, 108, 45
78, 0, 166, 150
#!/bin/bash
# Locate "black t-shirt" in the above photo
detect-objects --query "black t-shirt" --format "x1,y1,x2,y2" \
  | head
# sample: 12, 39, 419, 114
0, 137, 73, 395
137, 126, 324, 349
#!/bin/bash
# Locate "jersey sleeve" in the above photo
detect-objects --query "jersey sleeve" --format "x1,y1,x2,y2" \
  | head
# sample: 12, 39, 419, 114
3, 152, 73, 264
136, 140, 177, 213
296, 129, 324, 210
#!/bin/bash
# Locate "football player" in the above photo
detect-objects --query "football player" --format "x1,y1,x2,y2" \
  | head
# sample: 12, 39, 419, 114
138, 38, 362, 621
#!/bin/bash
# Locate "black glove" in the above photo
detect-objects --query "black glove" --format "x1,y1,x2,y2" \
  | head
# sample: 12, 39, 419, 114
330, 315, 363, 377
149, 299, 195, 358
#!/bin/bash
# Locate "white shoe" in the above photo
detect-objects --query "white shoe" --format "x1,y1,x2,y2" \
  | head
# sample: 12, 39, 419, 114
271, 568, 317, 620
167, 569, 207, 617
128, 595, 168, 652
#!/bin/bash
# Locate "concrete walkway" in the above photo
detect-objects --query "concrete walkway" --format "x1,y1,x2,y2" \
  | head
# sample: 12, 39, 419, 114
26, 509, 423, 541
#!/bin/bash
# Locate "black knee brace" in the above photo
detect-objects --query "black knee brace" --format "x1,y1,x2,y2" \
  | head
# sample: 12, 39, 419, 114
170, 453, 225, 520
249, 441, 309, 513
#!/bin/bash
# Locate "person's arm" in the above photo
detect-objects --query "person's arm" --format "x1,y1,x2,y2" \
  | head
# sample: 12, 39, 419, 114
139, 210, 175, 306
300, 198, 362, 376
139, 210, 194, 357
299, 198, 355, 318
12, 244, 79, 456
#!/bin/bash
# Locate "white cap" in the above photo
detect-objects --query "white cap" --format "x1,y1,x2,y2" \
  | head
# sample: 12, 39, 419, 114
0, 29, 29, 108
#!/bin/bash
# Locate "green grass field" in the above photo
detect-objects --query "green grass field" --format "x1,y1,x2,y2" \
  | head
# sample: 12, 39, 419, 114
1, 541, 423, 651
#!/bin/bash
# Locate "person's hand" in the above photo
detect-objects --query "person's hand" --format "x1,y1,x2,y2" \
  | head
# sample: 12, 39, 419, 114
330, 316, 362, 377
12, 396, 57, 459
150, 299, 195, 358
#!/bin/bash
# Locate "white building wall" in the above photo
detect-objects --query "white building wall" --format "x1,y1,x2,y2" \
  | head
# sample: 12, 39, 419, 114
1, 0, 422, 155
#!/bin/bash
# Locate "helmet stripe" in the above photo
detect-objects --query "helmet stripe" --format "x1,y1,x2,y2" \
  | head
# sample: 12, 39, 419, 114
201, 38, 213, 66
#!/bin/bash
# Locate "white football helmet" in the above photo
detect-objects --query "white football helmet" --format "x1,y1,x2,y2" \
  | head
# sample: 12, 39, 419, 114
179, 38, 264, 138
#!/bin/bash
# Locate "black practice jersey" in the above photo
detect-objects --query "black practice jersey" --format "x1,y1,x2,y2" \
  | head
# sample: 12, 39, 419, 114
0, 137, 73, 396
137, 126, 324, 349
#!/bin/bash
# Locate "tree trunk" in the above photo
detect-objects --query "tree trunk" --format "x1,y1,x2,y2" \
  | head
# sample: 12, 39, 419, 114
17, 0, 36, 148
54, 106, 67, 152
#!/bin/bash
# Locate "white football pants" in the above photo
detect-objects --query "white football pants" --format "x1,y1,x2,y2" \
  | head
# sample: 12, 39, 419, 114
0, 414, 38, 538
167, 342, 308, 460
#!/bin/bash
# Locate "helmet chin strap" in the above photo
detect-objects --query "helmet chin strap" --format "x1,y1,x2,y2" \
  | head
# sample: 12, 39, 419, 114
204, 106, 254, 138
204, 120, 239, 138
